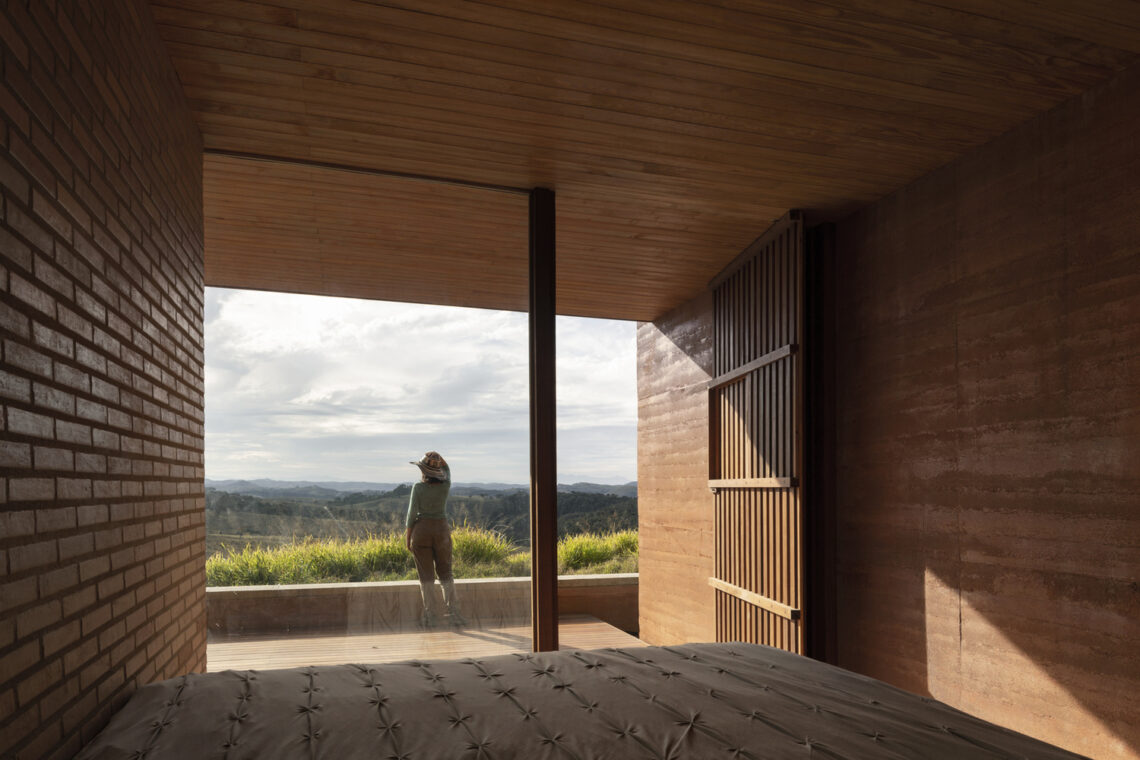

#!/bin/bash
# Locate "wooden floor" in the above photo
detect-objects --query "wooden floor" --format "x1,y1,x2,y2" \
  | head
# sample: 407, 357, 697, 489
206, 615, 643, 672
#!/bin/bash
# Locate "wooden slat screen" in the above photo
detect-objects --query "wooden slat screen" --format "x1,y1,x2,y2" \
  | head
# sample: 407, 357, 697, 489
708, 211, 805, 654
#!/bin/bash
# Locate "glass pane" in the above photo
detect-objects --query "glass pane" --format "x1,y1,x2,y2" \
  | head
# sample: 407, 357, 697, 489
554, 317, 642, 649
204, 288, 533, 669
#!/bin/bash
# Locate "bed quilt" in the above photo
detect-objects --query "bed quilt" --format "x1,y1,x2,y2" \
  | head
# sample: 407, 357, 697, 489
75, 642, 1089, 759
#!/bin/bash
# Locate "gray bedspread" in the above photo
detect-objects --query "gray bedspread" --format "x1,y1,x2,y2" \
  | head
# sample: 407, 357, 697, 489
75, 643, 1087, 759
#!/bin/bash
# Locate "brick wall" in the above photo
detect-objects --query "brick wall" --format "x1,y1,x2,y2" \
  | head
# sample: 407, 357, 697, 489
0, 2, 205, 758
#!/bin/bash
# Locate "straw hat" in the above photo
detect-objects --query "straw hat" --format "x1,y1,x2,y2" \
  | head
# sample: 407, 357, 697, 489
410, 451, 448, 480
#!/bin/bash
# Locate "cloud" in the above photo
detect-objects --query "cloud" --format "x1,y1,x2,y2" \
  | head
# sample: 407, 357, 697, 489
204, 288, 637, 484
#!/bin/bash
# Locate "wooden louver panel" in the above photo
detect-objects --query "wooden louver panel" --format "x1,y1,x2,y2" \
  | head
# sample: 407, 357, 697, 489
708, 212, 804, 654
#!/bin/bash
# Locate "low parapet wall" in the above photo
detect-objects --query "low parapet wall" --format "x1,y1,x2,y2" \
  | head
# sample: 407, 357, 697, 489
207, 573, 638, 635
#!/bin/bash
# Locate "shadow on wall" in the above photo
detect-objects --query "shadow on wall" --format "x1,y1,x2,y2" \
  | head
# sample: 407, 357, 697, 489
831, 60, 1140, 759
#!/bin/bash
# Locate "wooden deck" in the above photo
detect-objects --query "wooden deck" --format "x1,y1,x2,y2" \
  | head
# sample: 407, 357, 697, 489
206, 615, 643, 672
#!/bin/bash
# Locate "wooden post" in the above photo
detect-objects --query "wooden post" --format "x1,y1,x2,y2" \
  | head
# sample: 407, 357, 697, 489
529, 187, 558, 652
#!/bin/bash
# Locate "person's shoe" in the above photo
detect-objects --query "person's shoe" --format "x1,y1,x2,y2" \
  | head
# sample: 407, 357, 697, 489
420, 611, 439, 629
447, 610, 468, 628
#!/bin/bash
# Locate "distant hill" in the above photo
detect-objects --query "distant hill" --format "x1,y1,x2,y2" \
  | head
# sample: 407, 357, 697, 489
204, 480, 638, 556
206, 478, 637, 499
560, 481, 638, 498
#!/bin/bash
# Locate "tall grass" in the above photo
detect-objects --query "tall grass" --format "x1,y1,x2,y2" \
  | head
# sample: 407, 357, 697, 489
558, 530, 638, 574
206, 527, 638, 586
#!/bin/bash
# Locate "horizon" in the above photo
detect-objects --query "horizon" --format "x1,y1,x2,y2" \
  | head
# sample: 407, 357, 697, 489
204, 475, 637, 487
205, 288, 638, 484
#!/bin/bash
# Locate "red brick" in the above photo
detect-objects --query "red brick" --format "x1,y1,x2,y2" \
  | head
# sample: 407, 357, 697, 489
7, 131, 54, 196
7, 407, 53, 439
56, 184, 92, 235
33, 445, 73, 470
30, 105, 75, 183
61, 584, 96, 618
75, 503, 107, 526
9, 538, 58, 573
0, 369, 32, 401
0, 149, 31, 202
37, 677, 79, 724
16, 599, 62, 638
7, 201, 55, 258
78, 554, 109, 583
96, 619, 125, 653
32, 382, 76, 415
56, 303, 94, 345
91, 479, 121, 499
75, 398, 106, 423
9, 476, 55, 501
109, 547, 133, 571
5, 340, 54, 378
76, 289, 106, 323
0, 576, 37, 609
0, 440, 31, 467
16, 656, 63, 707
0, 510, 36, 538
79, 602, 111, 638
74, 452, 106, 472
60, 690, 97, 734
0, 226, 33, 273
78, 653, 110, 693
42, 619, 82, 659
0, 11, 29, 68
58, 531, 94, 561
35, 506, 76, 533
110, 590, 135, 619
95, 665, 125, 706
106, 408, 131, 430
108, 502, 133, 522
39, 563, 79, 598
51, 361, 89, 391
75, 344, 106, 374
32, 188, 73, 246
0, 688, 13, 732
91, 428, 118, 449
0, 3, 208, 755
18, 721, 65, 760
32, 320, 75, 357
0, 641, 38, 685
92, 527, 121, 553
56, 478, 91, 500
0, 296, 31, 339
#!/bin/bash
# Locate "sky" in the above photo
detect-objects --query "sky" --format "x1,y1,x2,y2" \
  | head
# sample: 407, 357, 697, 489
204, 288, 638, 485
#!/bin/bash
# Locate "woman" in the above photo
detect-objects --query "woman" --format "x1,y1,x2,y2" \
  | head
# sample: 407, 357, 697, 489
405, 451, 466, 627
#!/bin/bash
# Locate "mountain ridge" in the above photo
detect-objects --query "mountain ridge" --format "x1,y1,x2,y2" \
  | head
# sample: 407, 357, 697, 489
205, 478, 638, 499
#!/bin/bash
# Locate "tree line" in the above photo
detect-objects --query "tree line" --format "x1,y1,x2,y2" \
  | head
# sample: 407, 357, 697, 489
205, 486, 637, 556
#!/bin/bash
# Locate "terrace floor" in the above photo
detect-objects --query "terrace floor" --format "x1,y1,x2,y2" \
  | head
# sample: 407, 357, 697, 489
206, 614, 643, 672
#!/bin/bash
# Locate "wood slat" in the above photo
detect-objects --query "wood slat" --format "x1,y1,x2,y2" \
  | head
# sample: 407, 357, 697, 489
709, 213, 805, 654
709, 478, 796, 490
709, 577, 800, 621
708, 344, 796, 390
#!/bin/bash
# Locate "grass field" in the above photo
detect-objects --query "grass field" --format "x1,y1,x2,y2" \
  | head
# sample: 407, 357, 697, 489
206, 527, 638, 586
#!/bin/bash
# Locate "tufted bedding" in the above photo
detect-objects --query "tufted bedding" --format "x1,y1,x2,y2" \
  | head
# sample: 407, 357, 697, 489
76, 643, 1088, 759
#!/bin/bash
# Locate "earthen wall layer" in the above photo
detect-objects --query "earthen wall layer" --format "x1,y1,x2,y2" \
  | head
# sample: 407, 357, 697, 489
834, 64, 1140, 759
636, 291, 716, 644
0, 2, 205, 757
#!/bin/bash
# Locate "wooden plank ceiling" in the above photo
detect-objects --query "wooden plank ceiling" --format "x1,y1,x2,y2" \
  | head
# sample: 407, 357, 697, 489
152, 0, 1140, 321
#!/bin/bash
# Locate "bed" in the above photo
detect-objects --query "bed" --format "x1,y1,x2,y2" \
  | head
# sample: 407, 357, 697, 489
76, 643, 1088, 759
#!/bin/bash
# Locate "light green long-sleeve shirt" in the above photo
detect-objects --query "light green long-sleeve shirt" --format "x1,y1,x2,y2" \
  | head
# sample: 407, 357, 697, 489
406, 465, 451, 529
